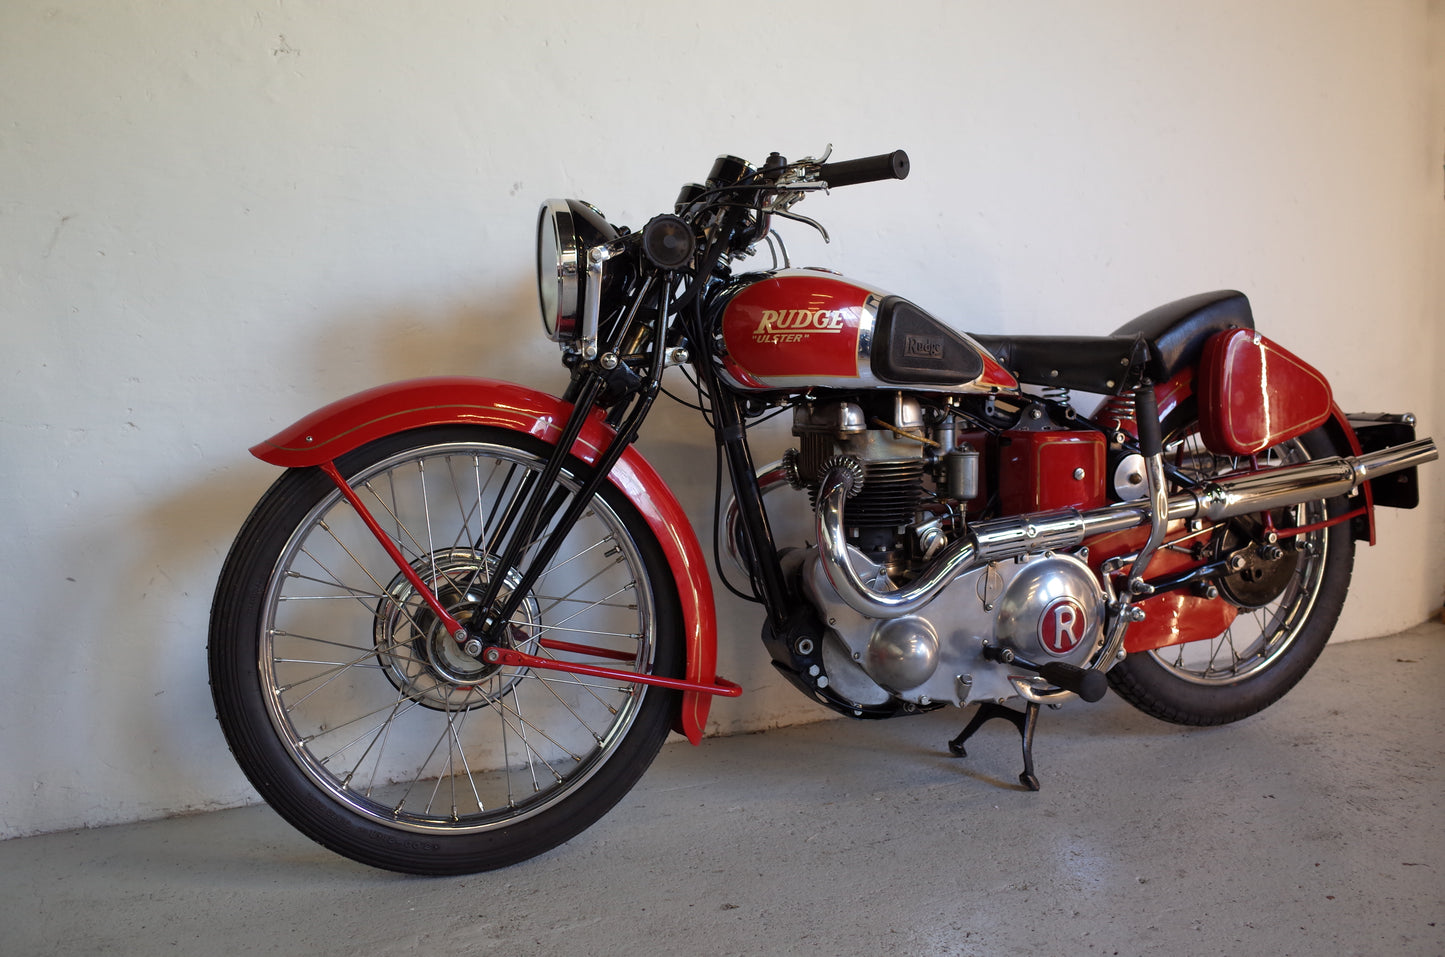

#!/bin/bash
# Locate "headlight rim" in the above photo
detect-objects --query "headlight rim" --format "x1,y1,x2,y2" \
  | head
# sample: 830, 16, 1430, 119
537, 198, 583, 342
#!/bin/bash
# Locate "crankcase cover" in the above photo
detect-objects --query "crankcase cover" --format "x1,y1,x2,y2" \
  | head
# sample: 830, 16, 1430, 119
864, 616, 940, 693
993, 555, 1104, 668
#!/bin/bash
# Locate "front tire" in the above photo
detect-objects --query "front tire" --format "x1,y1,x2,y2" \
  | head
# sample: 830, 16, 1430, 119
210, 426, 683, 874
1107, 417, 1355, 726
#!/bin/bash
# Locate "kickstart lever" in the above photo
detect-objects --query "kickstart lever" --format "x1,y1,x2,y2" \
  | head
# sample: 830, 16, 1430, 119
981, 644, 1108, 703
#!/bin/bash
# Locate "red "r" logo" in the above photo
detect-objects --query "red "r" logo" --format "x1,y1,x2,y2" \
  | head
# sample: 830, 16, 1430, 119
1039, 597, 1086, 656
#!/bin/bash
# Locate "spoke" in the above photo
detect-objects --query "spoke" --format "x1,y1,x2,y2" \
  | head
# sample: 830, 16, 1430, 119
521, 495, 584, 563
457, 452, 507, 583
337, 689, 408, 791
485, 464, 535, 558
420, 459, 438, 586
279, 593, 384, 602
498, 673, 515, 807
442, 454, 487, 551
315, 694, 425, 768
504, 671, 543, 794
270, 629, 376, 655
279, 569, 385, 602
472, 453, 498, 559
485, 686, 568, 787
388, 685, 495, 816
530, 672, 644, 694
277, 650, 379, 699
1224, 622, 1241, 673
1205, 625, 1231, 676
313, 521, 434, 641
358, 476, 465, 598
530, 645, 633, 715
442, 705, 484, 813
274, 630, 436, 679
424, 703, 457, 818
462, 462, 533, 593
528, 583, 639, 644
526, 669, 611, 743
522, 621, 642, 641
537, 531, 614, 582
394, 709, 461, 815
295, 547, 393, 616
272, 656, 386, 669
528, 595, 636, 611
344, 468, 414, 570
490, 679, 584, 764
275, 633, 428, 698
535, 555, 629, 619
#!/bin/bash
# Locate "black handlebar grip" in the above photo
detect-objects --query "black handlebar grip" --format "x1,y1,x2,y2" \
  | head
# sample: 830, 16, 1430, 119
817, 150, 910, 188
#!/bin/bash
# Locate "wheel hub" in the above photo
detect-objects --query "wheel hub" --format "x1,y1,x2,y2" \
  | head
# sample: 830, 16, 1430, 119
374, 549, 539, 710
1213, 514, 1303, 610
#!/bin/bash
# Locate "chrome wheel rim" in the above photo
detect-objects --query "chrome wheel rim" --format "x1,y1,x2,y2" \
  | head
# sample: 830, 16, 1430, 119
258, 439, 657, 834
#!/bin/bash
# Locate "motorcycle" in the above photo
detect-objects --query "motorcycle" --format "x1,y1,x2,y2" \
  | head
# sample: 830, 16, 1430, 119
209, 148, 1436, 875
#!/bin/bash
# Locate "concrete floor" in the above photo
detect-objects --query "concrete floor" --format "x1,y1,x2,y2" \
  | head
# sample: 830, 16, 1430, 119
3, 621, 1442, 957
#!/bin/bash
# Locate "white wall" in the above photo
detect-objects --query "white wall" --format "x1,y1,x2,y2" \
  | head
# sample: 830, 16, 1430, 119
2, 0, 1441, 838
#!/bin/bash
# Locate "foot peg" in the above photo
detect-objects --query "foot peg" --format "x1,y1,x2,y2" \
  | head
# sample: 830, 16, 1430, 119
949, 700, 1042, 791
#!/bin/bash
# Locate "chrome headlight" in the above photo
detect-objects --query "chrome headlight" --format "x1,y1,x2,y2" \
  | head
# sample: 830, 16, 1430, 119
536, 198, 618, 344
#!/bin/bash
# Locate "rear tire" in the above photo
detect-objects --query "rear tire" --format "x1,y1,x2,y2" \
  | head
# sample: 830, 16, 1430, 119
1107, 417, 1354, 726
210, 426, 683, 874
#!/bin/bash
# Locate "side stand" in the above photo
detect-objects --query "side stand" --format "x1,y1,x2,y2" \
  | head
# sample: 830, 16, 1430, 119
948, 700, 1042, 791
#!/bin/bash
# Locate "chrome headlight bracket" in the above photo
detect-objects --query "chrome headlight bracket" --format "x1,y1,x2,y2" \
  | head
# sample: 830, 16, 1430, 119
576, 242, 623, 360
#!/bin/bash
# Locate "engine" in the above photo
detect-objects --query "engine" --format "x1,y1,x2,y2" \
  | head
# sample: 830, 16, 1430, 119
788, 394, 937, 574
802, 547, 1105, 709
782, 394, 1109, 709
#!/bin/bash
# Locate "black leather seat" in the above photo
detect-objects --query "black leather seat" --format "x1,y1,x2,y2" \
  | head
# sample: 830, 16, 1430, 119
971, 290, 1254, 395
969, 332, 1148, 394
1110, 290, 1253, 382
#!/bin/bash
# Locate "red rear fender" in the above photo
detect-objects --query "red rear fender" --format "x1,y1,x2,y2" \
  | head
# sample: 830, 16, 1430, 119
252, 376, 721, 744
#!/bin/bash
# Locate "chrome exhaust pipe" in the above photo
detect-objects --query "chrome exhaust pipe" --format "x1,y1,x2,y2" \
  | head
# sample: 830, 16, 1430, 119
724, 462, 792, 580
817, 437, 1436, 621
1168, 436, 1437, 523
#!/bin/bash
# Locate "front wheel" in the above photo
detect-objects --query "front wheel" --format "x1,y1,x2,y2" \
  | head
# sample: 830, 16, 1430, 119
210, 426, 683, 874
1107, 417, 1355, 726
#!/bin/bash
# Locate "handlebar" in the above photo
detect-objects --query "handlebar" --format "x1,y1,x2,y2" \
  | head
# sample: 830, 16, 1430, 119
670, 148, 913, 277
815, 150, 910, 188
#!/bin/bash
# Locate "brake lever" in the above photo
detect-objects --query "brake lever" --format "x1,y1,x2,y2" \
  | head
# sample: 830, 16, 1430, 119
800, 143, 834, 166
766, 205, 830, 244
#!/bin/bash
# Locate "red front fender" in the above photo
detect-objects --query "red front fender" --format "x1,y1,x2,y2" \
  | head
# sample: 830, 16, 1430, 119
252, 376, 722, 744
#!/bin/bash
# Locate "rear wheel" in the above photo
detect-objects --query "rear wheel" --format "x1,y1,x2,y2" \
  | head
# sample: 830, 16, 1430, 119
210, 426, 683, 874
1107, 416, 1354, 725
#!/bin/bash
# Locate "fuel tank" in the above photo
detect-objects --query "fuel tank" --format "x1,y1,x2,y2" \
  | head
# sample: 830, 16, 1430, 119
713, 270, 1016, 394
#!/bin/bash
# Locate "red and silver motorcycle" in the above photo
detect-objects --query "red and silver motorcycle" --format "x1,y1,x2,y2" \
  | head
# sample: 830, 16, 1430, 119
210, 148, 1436, 874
